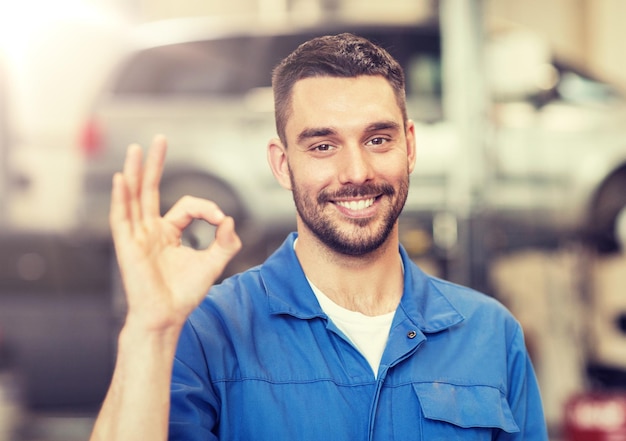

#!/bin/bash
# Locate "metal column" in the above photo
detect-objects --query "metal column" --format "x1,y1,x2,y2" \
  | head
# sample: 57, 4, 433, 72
439, 0, 490, 291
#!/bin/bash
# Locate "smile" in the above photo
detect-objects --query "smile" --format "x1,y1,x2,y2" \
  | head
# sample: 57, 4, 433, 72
335, 198, 376, 211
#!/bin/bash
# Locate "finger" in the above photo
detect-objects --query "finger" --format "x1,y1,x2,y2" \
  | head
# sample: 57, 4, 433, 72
122, 143, 144, 223
163, 196, 226, 233
109, 172, 133, 245
213, 215, 242, 258
141, 135, 167, 219
200, 216, 242, 283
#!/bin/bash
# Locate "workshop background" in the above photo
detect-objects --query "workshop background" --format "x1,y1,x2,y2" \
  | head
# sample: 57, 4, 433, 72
2, 0, 626, 440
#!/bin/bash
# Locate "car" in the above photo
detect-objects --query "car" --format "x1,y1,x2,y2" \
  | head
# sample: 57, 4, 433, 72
76, 17, 444, 276
75, 16, 626, 278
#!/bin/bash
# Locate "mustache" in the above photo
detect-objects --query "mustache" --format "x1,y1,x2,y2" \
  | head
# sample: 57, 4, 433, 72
318, 183, 395, 204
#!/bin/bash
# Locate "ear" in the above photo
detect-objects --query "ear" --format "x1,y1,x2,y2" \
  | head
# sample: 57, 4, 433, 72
405, 119, 417, 174
267, 137, 292, 190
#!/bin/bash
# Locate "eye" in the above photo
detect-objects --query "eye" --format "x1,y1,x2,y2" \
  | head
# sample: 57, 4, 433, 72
312, 143, 334, 152
366, 137, 389, 147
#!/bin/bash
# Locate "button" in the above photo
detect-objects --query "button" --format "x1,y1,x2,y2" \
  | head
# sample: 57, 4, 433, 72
407, 330, 417, 339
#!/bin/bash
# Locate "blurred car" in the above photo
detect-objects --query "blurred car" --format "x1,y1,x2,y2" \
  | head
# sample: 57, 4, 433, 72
76, 17, 444, 274
75, 16, 626, 274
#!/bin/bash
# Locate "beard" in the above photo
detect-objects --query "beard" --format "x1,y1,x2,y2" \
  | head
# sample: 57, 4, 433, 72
290, 169, 409, 256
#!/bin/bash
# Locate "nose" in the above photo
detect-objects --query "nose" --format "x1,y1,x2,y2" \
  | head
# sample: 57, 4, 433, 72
337, 144, 374, 185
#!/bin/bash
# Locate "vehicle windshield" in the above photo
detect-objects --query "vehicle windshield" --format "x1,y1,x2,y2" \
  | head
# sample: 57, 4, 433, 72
112, 26, 444, 122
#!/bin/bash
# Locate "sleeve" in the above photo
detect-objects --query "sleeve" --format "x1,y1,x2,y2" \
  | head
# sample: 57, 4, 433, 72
169, 319, 220, 441
497, 323, 549, 441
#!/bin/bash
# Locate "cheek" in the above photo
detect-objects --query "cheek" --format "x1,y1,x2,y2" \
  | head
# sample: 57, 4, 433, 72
289, 160, 335, 191
378, 160, 411, 182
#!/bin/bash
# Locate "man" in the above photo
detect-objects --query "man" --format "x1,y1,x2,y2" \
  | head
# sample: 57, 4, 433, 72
90, 33, 548, 440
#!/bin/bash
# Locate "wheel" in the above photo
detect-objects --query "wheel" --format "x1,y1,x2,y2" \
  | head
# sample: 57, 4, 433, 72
591, 169, 626, 253
616, 206, 626, 251
159, 173, 246, 250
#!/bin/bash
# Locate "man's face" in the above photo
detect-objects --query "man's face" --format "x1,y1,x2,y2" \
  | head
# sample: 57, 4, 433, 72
281, 75, 416, 256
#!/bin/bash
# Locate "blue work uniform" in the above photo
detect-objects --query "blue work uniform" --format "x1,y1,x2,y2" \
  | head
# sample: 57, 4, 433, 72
170, 233, 548, 440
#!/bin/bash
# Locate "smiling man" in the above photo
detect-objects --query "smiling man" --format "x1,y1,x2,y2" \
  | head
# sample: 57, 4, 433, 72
90, 33, 548, 441
274, 75, 413, 256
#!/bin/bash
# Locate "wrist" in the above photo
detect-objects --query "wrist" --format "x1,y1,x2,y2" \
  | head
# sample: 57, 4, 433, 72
118, 317, 184, 356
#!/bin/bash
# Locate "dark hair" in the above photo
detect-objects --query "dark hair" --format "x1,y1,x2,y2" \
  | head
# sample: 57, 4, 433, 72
271, 33, 407, 146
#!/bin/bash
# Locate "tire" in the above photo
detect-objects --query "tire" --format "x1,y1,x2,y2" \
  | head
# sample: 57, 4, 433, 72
159, 173, 246, 250
591, 169, 626, 253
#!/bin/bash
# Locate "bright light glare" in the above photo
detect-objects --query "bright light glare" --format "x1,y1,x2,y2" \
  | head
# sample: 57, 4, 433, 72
0, 0, 129, 135
0, 0, 122, 62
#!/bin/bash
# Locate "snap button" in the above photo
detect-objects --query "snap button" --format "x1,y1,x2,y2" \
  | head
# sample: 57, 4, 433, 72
407, 330, 417, 339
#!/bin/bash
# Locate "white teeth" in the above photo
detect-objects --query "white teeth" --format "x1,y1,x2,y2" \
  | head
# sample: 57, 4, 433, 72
336, 198, 375, 211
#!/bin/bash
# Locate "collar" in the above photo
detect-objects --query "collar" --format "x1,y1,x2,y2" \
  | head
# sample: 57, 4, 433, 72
260, 232, 465, 333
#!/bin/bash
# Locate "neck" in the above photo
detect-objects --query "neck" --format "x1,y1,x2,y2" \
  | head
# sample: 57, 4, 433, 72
295, 227, 404, 316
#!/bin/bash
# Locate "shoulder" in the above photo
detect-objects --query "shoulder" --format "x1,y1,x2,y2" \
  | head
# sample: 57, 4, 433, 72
411, 263, 521, 335
401, 246, 517, 327
192, 264, 265, 323
176, 265, 267, 361
430, 274, 511, 314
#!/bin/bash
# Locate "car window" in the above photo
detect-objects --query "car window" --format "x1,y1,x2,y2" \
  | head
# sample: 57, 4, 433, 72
111, 26, 443, 120
113, 37, 260, 96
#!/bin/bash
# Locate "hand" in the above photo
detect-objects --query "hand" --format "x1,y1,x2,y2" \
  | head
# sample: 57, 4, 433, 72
109, 135, 241, 333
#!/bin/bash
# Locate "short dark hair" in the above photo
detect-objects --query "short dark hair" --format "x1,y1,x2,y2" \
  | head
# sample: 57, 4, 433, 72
271, 33, 407, 146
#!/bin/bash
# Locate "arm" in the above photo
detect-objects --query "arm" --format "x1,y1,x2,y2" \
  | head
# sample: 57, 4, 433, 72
89, 136, 241, 441
498, 324, 549, 441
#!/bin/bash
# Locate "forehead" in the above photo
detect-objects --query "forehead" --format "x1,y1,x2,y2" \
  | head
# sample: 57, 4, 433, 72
286, 75, 402, 137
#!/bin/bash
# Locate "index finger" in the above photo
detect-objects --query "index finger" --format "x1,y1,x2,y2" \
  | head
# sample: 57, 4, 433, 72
163, 196, 225, 232
141, 135, 168, 218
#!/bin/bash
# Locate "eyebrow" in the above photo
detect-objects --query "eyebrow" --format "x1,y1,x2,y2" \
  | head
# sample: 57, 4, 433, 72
296, 127, 337, 144
296, 120, 401, 144
365, 120, 401, 133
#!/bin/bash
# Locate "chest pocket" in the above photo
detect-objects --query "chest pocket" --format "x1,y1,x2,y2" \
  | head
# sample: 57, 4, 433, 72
413, 382, 520, 440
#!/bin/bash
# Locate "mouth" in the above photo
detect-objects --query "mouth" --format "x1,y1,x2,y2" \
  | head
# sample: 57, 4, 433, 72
319, 183, 394, 217
334, 197, 377, 211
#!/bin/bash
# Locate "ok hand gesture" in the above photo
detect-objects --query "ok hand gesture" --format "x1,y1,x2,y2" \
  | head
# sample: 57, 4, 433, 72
110, 135, 241, 333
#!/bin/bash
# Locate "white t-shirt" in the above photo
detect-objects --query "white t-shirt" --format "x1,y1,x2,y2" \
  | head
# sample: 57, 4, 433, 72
308, 280, 395, 378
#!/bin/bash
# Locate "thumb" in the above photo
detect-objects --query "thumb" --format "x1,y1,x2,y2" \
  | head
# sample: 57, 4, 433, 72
201, 216, 242, 278
214, 216, 242, 256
